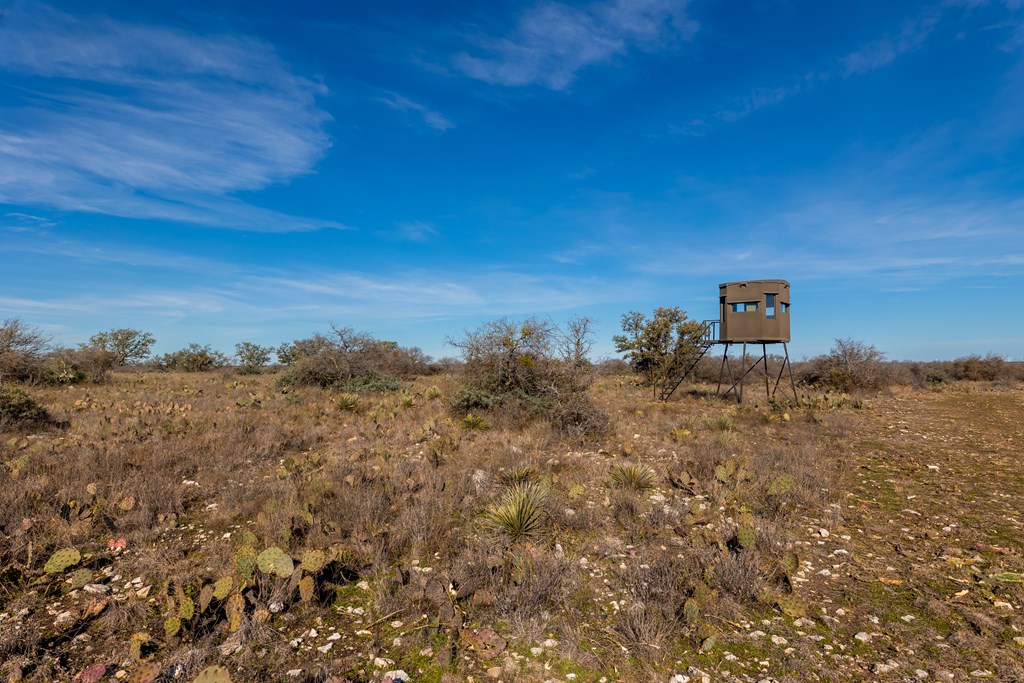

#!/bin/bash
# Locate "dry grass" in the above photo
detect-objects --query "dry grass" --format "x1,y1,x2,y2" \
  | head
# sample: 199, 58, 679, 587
1, 369, 1018, 681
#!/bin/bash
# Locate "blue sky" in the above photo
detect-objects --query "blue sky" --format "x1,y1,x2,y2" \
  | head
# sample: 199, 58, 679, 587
2, 0, 1023, 362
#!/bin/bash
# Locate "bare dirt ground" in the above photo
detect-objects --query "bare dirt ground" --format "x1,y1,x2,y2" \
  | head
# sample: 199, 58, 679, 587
727, 386, 1024, 682
1, 376, 1022, 683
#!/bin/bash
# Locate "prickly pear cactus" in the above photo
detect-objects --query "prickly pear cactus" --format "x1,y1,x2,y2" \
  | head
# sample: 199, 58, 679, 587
164, 615, 181, 638
682, 598, 700, 624
178, 594, 194, 621
767, 474, 794, 496
129, 662, 160, 683
199, 584, 214, 613
80, 663, 107, 683
780, 549, 799, 574
234, 546, 256, 579
298, 575, 315, 602
212, 576, 233, 601
226, 593, 245, 632
45, 547, 81, 574
128, 633, 152, 662
775, 594, 806, 617
300, 549, 327, 573
70, 567, 93, 590
737, 526, 756, 550
257, 547, 293, 578
193, 666, 233, 683
236, 529, 258, 547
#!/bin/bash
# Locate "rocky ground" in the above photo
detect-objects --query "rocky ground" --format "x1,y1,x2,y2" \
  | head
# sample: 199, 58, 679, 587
1, 376, 1022, 682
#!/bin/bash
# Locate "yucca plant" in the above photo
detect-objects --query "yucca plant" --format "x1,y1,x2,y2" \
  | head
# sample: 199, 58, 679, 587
400, 393, 415, 408
499, 465, 536, 486
610, 463, 656, 491
334, 392, 360, 412
483, 482, 548, 541
462, 413, 488, 430
425, 385, 442, 400
704, 416, 734, 432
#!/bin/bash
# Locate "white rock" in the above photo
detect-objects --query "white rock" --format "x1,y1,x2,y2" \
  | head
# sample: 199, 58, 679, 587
286, 670, 302, 677
771, 635, 788, 645
855, 632, 871, 642
316, 642, 333, 653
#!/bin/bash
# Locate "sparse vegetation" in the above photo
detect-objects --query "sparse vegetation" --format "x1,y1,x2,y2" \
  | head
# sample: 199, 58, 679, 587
233, 341, 274, 374
614, 306, 706, 400
0, 321, 1020, 682
86, 328, 156, 366
153, 343, 230, 372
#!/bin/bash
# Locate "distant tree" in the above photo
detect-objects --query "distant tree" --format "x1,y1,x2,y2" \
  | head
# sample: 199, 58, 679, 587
87, 328, 156, 366
613, 307, 704, 400
154, 344, 229, 373
234, 342, 274, 374
0, 318, 50, 383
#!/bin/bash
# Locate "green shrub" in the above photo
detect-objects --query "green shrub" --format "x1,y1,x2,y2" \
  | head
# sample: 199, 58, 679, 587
448, 388, 501, 414
154, 344, 229, 372
0, 385, 49, 425
343, 372, 404, 394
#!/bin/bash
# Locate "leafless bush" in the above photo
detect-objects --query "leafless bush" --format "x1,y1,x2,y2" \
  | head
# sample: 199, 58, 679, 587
0, 318, 50, 383
798, 337, 892, 392
447, 316, 608, 436
277, 325, 429, 389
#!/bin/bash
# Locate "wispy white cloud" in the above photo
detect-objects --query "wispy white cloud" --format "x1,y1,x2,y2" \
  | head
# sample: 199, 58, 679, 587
393, 221, 439, 242
840, 14, 941, 76
452, 0, 696, 90
0, 3, 340, 231
377, 92, 454, 131
671, 7, 974, 134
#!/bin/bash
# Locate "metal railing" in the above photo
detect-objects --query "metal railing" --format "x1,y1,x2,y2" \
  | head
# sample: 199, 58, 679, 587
700, 320, 720, 345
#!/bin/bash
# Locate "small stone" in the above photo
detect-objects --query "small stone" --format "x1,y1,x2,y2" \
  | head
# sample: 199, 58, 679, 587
915, 670, 929, 679
855, 632, 871, 642
316, 642, 333, 653
287, 670, 302, 677
487, 667, 501, 679
874, 660, 899, 674
819, 528, 829, 538
771, 635, 788, 645
969, 671, 994, 678
542, 638, 558, 648
668, 675, 690, 683
83, 584, 110, 594
114, 671, 127, 679
356, 581, 370, 591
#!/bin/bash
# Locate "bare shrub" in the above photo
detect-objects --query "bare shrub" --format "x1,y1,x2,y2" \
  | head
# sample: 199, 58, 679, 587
447, 316, 608, 436
0, 318, 49, 383
799, 337, 891, 392
277, 325, 428, 389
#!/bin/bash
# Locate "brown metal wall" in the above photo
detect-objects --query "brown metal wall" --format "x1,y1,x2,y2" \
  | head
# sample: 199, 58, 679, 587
718, 280, 790, 342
